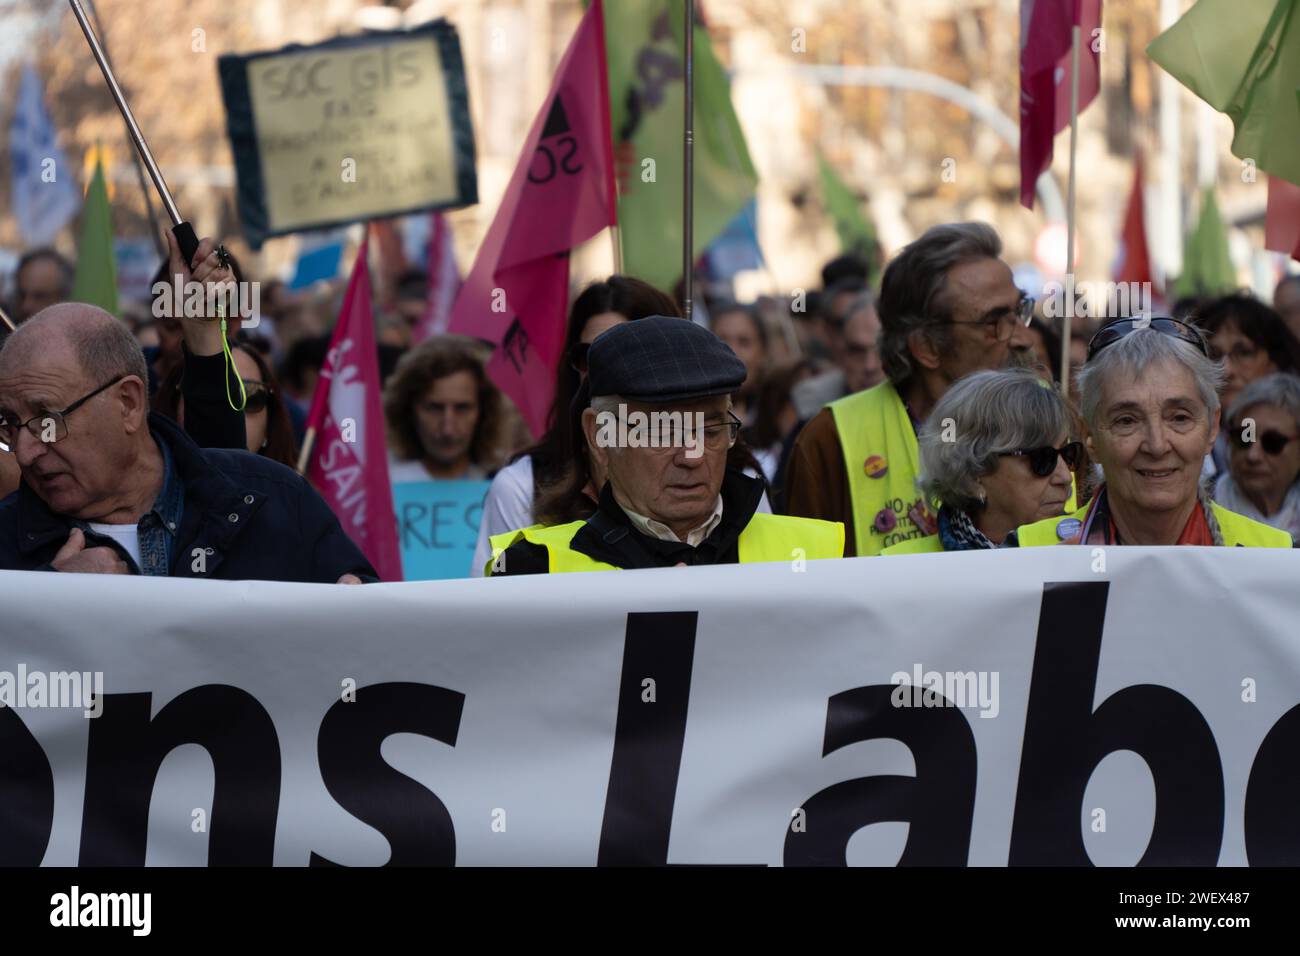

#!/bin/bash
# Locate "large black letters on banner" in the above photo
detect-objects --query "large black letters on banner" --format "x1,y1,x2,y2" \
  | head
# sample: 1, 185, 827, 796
0, 708, 54, 866
79, 686, 281, 865
784, 685, 977, 865
597, 612, 697, 866
1009, 582, 1224, 865
311, 682, 464, 867
1245, 702, 1300, 864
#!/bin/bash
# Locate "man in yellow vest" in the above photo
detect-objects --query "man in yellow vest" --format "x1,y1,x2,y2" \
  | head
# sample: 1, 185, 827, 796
489, 316, 843, 574
785, 222, 1037, 555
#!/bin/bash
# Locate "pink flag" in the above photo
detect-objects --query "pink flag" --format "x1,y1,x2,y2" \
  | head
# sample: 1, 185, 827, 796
412, 212, 461, 343
1020, 0, 1102, 209
1265, 176, 1300, 263
447, 0, 617, 436
305, 230, 403, 582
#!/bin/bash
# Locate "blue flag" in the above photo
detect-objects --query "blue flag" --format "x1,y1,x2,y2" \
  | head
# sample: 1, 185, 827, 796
9, 64, 80, 247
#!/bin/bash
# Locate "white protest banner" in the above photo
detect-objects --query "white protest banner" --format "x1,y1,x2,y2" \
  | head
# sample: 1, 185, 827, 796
2, 546, 1298, 866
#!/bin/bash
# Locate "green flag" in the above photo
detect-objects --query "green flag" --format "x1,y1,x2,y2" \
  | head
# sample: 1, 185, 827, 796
605, 1, 757, 291
71, 152, 118, 316
1148, 0, 1300, 186
1174, 189, 1237, 300
816, 151, 879, 281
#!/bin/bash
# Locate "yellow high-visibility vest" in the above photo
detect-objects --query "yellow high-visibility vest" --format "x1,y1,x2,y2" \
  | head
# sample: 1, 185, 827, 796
1015, 499, 1293, 548
487, 512, 845, 574
828, 381, 931, 556
830, 380, 1076, 555
879, 534, 944, 555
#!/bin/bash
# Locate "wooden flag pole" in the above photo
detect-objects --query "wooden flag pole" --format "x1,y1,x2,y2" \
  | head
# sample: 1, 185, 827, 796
1061, 23, 1082, 392
682, 0, 695, 322
296, 427, 316, 475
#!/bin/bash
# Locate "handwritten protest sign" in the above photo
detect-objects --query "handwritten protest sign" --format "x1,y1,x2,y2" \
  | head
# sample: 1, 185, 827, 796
218, 21, 477, 247
392, 479, 490, 580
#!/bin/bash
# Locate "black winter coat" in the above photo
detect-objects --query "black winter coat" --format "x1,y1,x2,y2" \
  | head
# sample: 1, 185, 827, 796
0, 412, 375, 582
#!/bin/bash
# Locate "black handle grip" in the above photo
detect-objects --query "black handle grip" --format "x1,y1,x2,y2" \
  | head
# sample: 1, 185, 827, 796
172, 221, 201, 270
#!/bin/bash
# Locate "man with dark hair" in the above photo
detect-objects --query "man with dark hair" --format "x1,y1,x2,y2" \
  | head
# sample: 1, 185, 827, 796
12, 248, 74, 323
0, 304, 372, 582
785, 222, 1036, 556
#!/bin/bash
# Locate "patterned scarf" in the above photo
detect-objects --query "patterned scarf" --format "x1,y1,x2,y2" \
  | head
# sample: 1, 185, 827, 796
937, 505, 997, 551
1076, 486, 1222, 546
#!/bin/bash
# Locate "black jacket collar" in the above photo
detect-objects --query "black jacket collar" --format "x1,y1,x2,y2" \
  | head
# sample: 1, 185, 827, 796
570, 469, 766, 569
15, 412, 264, 566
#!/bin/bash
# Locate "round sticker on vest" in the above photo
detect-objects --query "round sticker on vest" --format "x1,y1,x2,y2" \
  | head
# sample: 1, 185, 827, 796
1056, 517, 1082, 541
863, 455, 888, 479
873, 507, 897, 533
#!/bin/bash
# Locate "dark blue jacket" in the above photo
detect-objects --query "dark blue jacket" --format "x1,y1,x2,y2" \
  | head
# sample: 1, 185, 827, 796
0, 412, 375, 583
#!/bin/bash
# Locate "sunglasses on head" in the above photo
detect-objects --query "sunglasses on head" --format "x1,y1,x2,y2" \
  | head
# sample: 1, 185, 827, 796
1086, 317, 1209, 362
1229, 428, 1299, 456
1001, 441, 1083, 478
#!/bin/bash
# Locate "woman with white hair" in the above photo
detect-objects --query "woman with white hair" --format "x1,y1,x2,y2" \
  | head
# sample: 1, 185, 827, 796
881, 368, 1079, 553
1013, 318, 1292, 548
1212, 372, 1300, 544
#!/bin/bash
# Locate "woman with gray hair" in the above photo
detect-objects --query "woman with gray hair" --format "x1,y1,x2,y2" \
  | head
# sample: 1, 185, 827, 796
1212, 373, 1300, 543
881, 369, 1079, 553
1013, 318, 1292, 548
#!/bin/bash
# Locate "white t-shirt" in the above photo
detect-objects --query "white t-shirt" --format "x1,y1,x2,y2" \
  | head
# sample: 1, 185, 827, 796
471, 456, 536, 577
388, 456, 486, 484
470, 454, 775, 577
87, 522, 142, 570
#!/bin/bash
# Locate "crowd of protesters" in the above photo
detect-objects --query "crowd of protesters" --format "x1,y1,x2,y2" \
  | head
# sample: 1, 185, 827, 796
3, 218, 1299, 583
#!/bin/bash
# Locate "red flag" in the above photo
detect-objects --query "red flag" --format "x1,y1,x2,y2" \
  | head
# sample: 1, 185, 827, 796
1114, 155, 1153, 285
305, 231, 403, 582
1265, 176, 1300, 263
412, 212, 461, 343
1020, 0, 1102, 208
447, 0, 618, 436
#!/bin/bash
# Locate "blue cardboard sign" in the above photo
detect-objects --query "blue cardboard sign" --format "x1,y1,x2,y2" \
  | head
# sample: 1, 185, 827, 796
392, 479, 490, 580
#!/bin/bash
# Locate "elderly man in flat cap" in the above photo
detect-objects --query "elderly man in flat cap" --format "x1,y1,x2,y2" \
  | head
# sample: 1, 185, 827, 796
488, 316, 844, 573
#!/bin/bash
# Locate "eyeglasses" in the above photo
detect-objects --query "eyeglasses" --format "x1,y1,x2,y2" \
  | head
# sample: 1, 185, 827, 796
569, 342, 591, 375
938, 295, 1034, 343
1086, 317, 1209, 362
1229, 428, 1299, 455
1208, 343, 1262, 364
1001, 441, 1083, 478
0, 375, 127, 447
641, 411, 743, 451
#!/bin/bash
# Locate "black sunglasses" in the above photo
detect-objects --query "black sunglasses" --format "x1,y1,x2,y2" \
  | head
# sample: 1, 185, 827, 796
1229, 428, 1299, 456
1001, 441, 1083, 478
1086, 317, 1209, 362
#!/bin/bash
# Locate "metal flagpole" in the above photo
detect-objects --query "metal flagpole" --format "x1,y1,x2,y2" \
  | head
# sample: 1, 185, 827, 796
1060, 23, 1081, 392
83, 0, 166, 260
682, 0, 695, 322
67, 0, 202, 267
